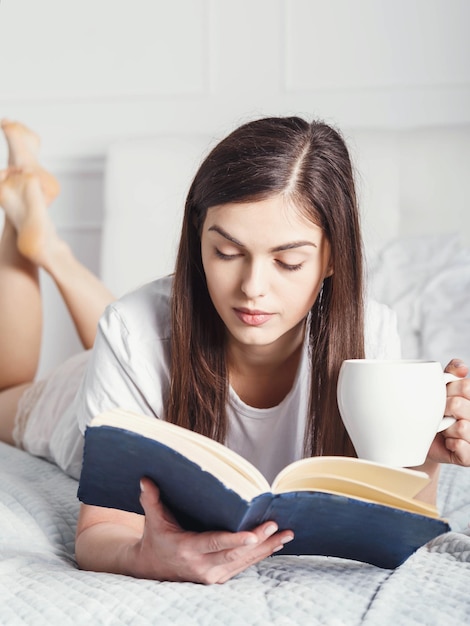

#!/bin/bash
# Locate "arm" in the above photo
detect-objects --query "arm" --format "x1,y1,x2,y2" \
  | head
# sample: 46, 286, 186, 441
75, 478, 294, 584
75, 506, 144, 576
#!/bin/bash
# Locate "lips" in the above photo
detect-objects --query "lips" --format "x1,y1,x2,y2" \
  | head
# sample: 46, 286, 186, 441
233, 307, 274, 326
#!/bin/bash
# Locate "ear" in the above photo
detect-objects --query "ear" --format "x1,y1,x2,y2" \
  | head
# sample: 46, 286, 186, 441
323, 247, 334, 278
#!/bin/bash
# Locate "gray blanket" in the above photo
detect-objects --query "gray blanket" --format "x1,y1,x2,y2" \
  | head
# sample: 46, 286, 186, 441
0, 442, 469, 625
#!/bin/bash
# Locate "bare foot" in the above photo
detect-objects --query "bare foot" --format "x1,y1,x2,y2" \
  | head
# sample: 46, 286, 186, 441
0, 169, 59, 264
1, 119, 60, 204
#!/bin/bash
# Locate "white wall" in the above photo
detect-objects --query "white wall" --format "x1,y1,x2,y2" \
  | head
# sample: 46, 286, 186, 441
0, 0, 469, 375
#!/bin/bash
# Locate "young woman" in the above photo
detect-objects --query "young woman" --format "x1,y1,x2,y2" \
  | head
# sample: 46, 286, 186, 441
1, 117, 469, 584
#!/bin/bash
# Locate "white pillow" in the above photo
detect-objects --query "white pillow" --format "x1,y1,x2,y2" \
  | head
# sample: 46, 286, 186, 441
420, 263, 470, 368
367, 234, 468, 359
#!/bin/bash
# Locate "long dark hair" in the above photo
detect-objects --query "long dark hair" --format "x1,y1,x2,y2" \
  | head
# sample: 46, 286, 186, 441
167, 116, 364, 457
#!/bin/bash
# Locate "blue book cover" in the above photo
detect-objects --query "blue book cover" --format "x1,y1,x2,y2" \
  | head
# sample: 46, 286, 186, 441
77, 410, 450, 570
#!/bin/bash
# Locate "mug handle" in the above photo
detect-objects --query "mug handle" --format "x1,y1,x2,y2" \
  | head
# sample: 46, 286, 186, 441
436, 372, 460, 432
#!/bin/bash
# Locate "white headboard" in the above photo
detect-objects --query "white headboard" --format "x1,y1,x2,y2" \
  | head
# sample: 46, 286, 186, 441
102, 134, 212, 296
101, 125, 470, 297
346, 126, 470, 254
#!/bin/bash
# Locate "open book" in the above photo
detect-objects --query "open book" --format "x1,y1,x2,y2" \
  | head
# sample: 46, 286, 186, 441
78, 408, 450, 569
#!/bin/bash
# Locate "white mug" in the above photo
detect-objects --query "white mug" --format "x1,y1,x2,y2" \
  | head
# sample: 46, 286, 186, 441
337, 359, 458, 467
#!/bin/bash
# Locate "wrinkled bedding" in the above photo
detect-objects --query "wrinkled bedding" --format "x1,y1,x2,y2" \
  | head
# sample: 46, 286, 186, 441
1, 442, 469, 625
368, 233, 470, 368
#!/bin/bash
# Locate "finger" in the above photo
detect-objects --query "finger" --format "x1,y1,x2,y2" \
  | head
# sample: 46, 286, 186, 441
216, 544, 285, 584
194, 521, 290, 555
139, 477, 180, 528
139, 477, 161, 507
190, 522, 270, 555
431, 416, 470, 465
444, 359, 468, 378
248, 521, 294, 550
445, 391, 470, 419
444, 436, 470, 466
199, 527, 294, 584
200, 523, 293, 566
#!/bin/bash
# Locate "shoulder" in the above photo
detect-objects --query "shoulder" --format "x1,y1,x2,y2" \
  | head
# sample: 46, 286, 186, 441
100, 275, 173, 342
75, 276, 174, 432
364, 298, 401, 359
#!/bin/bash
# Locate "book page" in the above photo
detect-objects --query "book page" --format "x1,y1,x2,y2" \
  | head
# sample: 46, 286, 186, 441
273, 474, 439, 518
272, 456, 430, 499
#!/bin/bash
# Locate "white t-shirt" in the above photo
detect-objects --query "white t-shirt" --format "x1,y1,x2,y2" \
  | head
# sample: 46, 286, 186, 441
73, 275, 401, 483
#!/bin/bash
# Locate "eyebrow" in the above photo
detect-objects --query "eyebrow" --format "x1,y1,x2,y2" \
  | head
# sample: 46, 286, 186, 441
208, 225, 318, 251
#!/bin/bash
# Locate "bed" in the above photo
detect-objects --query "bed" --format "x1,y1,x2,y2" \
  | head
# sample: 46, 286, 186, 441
1, 444, 470, 624
1, 124, 470, 624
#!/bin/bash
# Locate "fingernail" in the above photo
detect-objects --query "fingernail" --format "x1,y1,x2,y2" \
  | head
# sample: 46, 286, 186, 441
140, 480, 145, 492
272, 535, 293, 552
452, 359, 465, 368
264, 523, 278, 537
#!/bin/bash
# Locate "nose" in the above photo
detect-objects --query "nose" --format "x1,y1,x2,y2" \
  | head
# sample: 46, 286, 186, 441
240, 259, 267, 299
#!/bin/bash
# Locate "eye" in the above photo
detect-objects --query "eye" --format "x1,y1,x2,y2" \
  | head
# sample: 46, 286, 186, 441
215, 248, 242, 260
276, 260, 303, 271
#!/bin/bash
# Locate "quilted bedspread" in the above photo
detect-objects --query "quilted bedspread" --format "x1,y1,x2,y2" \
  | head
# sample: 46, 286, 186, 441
0, 442, 469, 625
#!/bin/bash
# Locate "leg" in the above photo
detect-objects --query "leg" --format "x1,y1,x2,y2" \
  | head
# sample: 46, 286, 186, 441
41, 239, 116, 350
0, 181, 43, 443
0, 122, 115, 447
0, 170, 114, 445
0, 212, 42, 388
0, 169, 115, 353
1, 121, 115, 349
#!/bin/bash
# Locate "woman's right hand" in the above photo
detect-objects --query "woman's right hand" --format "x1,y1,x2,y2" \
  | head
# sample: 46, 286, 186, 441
75, 478, 294, 585
132, 478, 293, 584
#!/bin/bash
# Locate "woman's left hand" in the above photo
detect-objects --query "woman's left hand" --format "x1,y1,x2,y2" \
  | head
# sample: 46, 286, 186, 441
428, 359, 470, 466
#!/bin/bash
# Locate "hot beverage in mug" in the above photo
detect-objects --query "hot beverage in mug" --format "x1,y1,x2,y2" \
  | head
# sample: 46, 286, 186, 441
337, 360, 458, 467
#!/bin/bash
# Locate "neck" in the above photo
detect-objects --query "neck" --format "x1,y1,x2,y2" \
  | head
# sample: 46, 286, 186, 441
227, 322, 306, 408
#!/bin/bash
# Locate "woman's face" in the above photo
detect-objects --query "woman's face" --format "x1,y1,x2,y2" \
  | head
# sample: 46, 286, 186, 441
200, 194, 333, 354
